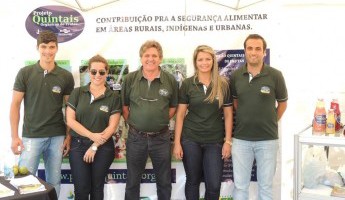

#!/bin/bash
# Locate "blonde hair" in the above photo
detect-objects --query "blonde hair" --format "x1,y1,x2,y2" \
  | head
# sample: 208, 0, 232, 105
193, 45, 228, 108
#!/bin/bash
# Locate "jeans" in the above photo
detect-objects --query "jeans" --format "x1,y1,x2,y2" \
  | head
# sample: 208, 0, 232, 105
181, 138, 224, 200
19, 136, 65, 197
125, 128, 172, 200
232, 138, 279, 200
69, 137, 115, 200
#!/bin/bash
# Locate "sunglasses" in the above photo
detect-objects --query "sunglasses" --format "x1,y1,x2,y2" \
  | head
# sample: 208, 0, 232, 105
90, 69, 106, 76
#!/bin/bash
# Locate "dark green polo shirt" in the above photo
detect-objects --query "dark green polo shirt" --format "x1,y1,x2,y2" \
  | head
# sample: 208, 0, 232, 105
13, 61, 75, 138
67, 84, 122, 138
230, 64, 288, 141
179, 76, 232, 143
121, 68, 178, 132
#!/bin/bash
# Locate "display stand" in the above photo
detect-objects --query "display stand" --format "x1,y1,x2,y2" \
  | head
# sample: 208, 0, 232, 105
294, 125, 345, 200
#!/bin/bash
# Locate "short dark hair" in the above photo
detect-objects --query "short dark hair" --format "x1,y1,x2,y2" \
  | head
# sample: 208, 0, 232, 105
37, 30, 58, 47
244, 34, 267, 51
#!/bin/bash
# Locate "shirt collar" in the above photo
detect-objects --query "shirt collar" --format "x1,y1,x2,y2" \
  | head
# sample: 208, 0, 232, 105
34, 61, 59, 75
81, 83, 113, 98
241, 63, 269, 76
137, 66, 163, 83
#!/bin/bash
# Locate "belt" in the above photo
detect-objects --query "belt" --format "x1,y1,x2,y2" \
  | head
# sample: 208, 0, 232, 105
72, 136, 93, 144
129, 125, 168, 137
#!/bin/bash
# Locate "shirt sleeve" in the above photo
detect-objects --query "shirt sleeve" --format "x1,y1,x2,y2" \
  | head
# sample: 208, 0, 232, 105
111, 91, 122, 115
13, 68, 27, 92
223, 83, 233, 107
178, 79, 189, 104
275, 71, 288, 102
169, 77, 179, 107
64, 72, 75, 95
121, 74, 131, 106
229, 73, 237, 99
66, 88, 80, 111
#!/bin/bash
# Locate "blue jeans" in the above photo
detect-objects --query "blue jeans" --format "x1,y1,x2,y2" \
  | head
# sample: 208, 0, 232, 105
69, 137, 115, 200
125, 128, 172, 200
232, 138, 279, 200
19, 136, 65, 197
181, 138, 224, 200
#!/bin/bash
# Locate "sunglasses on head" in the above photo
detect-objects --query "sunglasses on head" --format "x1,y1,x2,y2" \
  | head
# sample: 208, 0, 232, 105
90, 69, 106, 76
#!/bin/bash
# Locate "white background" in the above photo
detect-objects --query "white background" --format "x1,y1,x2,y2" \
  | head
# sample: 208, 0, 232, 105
1, 0, 345, 199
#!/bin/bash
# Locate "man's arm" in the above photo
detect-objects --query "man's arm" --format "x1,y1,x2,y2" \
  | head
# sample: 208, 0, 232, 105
122, 105, 129, 121
233, 99, 238, 111
169, 107, 176, 119
10, 91, 25, 155
277, 101, 287, 121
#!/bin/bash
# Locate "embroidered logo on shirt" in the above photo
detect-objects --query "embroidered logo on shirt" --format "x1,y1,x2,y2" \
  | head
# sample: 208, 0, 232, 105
260, 86, 270, 94
52, 86, 62, 94
159, 89, 169, 96
100, 105, 109, 112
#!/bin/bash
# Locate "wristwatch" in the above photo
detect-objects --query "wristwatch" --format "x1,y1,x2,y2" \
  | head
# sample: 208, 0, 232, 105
91, 145, 98, 152
224, 140, 232, 146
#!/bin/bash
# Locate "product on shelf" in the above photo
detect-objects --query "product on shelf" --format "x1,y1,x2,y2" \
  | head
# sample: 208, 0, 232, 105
330, 99, 341, 132
326, 109, 336, 135
313, 98, 327, 135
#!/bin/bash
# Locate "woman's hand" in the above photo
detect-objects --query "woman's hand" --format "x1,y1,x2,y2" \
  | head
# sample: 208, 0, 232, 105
83, 147, 96, 163
89, 133, 107, 145
222, 142, 232, 160
173, 142, 183, 160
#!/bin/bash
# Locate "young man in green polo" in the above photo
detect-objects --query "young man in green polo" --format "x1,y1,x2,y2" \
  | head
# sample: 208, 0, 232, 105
10, 30, 75, 197
230, 34, 288, 200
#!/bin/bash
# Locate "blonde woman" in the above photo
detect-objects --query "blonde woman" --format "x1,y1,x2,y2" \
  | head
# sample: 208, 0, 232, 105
173, 45, 233, 200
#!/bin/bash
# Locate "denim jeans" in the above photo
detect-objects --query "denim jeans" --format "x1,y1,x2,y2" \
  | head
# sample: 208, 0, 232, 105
181, 138, 224, 200
125, 128, 172, 200
232, 138, 279, 200
19, 136, 65, 197
69, 137, 115, 200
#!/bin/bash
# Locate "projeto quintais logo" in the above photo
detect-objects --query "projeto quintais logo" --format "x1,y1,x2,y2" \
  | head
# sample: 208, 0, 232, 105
25, 5, 85, 43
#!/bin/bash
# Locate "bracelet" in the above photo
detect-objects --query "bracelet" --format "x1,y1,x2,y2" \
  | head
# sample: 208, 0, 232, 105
224, 140, 232, 146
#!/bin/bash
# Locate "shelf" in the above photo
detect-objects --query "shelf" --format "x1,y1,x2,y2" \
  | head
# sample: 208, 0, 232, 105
299, 185, 345, 200
294, 126, 345, 200
298, 129, 345, 147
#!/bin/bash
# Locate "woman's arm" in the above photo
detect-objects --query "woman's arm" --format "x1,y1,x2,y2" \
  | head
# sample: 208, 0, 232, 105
173, 104, 188, 160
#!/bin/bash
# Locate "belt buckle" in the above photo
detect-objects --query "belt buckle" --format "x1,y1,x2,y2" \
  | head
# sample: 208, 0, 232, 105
146, 131, 158, 136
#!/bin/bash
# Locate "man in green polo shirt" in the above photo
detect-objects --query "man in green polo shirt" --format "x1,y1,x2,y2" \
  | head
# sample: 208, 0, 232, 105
122, 40, 178, 200
230, 34, 288, 200
10, 30, 75, 197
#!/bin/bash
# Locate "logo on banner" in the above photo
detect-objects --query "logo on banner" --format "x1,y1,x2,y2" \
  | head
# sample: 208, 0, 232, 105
25, 5, 85, 43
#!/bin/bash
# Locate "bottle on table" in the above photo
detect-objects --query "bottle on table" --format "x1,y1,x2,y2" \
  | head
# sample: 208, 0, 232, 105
326, 109, 336, 135
330, 99, 341, 132
312, 98, 326, 135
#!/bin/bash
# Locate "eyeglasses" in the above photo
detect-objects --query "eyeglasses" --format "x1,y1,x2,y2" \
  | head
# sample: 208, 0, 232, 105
140, 96, 158, 102
90, 69, 106, 76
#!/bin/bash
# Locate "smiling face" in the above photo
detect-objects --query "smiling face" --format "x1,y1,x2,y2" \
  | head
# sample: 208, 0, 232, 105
244, 38, 266, 67
38, 42, 58, 65
89, 61, 108, 87
196, 51, 213, 74
140, 47, 162, 72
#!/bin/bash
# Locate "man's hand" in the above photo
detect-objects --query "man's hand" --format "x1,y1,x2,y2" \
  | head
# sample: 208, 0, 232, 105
62, 135, 71, 157
11, 137, 24, 155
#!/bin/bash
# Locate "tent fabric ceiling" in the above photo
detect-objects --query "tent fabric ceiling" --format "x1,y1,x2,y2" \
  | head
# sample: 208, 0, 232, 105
53, 0, 120, 11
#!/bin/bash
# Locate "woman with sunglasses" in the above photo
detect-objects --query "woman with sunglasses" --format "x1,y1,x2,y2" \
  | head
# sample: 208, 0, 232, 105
66, 54, 121, 200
